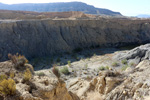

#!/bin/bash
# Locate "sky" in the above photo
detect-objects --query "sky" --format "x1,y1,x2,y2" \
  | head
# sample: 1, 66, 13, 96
0, 0, 149, 16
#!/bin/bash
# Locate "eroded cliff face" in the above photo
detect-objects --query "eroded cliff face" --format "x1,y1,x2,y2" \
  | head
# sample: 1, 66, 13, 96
0, 19, 150, 61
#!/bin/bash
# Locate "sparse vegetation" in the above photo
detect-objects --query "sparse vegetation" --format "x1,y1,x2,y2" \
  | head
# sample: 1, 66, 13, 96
0, 79, 16, 96
0, 74, 7, 81
121, 59, 127, 65
23, 68, 32, 82
99, 66, 110, 71
105, 66, 110, 70
98, 66, 106, 71
52, 66, 61, 78
67, 60, 71, 67
8, 53, 28, 67
10, 72, 15, 79
36, 72, 46, 77
121, 65, 129, 71
93, 53, 96, 56
60, 66, 69, 75
112, 62, 119, 67
130, 62, 136, 67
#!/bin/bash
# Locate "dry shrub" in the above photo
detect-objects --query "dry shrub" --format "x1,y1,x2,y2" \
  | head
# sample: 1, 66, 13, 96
10, 72, 15, 79
52, 65, 60, 78
23, 68, 32, 82
0, 79, 16, 96
86, 91, 103, 100
8, 53, 28, 68
0, 74, 7, 81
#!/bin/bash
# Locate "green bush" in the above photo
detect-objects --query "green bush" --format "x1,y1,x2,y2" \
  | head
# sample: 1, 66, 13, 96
60, 66, 69, 75
99, 66, 106, 71
0, 79, 16, 95
121, 59, 127, 65
36, 72, 46, 77
121, 65, 129, 71
67, 61, 71, 67
111, 62, 119, 67
98, 66, 109, 71
105, 66, 110, 70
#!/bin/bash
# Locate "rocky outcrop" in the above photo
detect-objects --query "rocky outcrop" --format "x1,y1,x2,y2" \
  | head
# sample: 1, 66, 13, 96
68, 71, 123, 100
106, 60, 150, 100
115, 43, 150, 64
0, 19, 150, 61
0, 60, 79, 100
68, 60, 150, 100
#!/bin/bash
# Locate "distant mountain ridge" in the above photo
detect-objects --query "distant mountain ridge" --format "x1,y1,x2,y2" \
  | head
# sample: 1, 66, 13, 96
0, 2, 122, 16
137, 14, 150, 18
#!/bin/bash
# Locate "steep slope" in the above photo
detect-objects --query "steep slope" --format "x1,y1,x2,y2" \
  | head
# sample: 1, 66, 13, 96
0, 19, 150, 61
0, 2, 121, 16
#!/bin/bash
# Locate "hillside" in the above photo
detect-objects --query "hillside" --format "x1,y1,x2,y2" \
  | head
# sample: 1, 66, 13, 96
0, 18, 150, 61
0, 2, 121, 16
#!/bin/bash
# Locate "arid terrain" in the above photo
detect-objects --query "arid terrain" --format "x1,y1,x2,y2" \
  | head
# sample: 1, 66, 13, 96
0, 10, 150, 100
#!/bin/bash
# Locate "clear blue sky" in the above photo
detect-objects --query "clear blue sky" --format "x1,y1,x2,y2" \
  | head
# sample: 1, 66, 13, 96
0, 0, 149, 16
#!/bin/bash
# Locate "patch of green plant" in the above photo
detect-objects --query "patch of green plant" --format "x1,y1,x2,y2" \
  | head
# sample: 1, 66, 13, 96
93, 53, 96, 56
60, 66, 69, 75
98, 66, 110, 71
36, 72, 46, 77
121, 65, 129, 71
121, 59, 127, 65
111, 62, 119, 67
57, 63, 60, 66
67, 60, 71, 67
130, 62, 136, 67
87, 58, 90, 61
98, 66, 106, 71
105, 66, 110, 70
